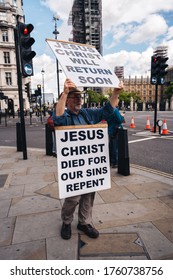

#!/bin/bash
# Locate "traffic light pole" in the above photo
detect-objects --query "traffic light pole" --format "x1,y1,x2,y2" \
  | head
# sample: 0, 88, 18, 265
153, 84, 158, 133
14, 21, 27, 160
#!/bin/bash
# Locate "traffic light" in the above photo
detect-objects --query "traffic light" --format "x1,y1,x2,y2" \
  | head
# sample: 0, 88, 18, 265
158, 56, 168, 85
18, 22, 36, 77
35, 84, 41, 96
150, 55, 160, 85
151, 55, 169, 85
25, 82, 30, 98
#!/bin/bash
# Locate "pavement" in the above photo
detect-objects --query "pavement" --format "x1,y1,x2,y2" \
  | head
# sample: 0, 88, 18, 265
0, 146, 173, 260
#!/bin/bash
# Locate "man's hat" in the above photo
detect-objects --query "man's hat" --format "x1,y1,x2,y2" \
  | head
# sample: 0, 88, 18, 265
68, 87, 85, 95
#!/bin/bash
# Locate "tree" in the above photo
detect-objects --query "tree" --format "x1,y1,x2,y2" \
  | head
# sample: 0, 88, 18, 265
129, 91, 141, 102
118, 90, 141, 109
164, 83, 173, 102
86, 89, 109, 106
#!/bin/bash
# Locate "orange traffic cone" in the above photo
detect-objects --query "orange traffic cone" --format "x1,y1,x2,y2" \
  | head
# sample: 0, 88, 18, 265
130, 116, 135, 128
145, 116, 151, 130
162, 119, 169, 135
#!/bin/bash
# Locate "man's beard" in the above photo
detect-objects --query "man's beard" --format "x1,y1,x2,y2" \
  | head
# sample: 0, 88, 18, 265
74, 104, 82, 112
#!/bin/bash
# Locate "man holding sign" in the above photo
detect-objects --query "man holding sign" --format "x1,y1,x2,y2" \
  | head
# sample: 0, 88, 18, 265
53, 78, 123, 240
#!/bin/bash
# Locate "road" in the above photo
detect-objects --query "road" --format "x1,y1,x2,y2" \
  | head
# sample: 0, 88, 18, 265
0, 111, 173, 175
126, 111, 173, 175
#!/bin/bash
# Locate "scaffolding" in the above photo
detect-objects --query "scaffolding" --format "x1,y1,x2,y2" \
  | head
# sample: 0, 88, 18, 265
68, 0, 102, 54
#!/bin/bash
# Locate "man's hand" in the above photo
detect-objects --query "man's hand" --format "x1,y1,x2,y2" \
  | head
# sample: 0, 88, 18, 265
110, 81, 124, 108
63, 78, 76, 96
55, 78, 77, 116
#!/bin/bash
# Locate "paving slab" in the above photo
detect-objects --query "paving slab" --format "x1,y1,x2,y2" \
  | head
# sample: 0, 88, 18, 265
100, 222, 173, 260
10, 172, 55, 186
79, 232, 149, 260
0, 174, 8, 188
152, 218, 173, 243
0, 217, 16, 246
130, 166, 173, 186
0, 184, 24, 200
12, 210, 61, 244
98, 181, 137, 203
0, 199, 12, 218
125, 181, 173, 199
0, 239, 46, 260
93, 198, 173, 229
111, 171, 155, 186
46, 234, 78, 260
0, 157, 17, 164
159, 196, 173, 209
8, 195, 61, 217
0, 163, 27, 175
27, 165, 57, 174
35, 182, 59, 199
23, 182, 50, 196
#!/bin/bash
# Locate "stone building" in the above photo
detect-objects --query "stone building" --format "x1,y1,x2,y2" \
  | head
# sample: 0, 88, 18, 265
69, 0, 102, 54
69, 0, 102, 93
123, 66, 173, 105
0, 0, 29, 114
123, 75, 158, 103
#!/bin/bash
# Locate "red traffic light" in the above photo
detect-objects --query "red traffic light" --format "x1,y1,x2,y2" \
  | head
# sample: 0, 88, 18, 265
17, 22, 36, 77
23, 28, 29, 35
20, 23, 34, 36
152, 55, 159, 64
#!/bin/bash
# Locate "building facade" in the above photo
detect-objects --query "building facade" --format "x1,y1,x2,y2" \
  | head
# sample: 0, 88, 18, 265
69, 0, 102, 93
0, 0, 29, 114
123, 75, 157, 103
165, 66, 173, 85
69, 0, 102, 54
123, 65, 173, 105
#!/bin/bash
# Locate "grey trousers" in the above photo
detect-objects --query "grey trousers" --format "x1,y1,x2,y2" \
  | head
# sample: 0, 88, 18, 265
61, 192, 95, 225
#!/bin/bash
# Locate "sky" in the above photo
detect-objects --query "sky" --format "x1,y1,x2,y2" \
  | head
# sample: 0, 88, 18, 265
23, 0, 173, 99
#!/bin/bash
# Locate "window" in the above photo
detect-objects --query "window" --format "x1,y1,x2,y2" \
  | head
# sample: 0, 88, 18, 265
5, 72, 12, 85
4, 52, 10, 64
2, 30, 8, 42
12, 0, 17, 6
0, 0, 5, 4
0, 11, 6, 21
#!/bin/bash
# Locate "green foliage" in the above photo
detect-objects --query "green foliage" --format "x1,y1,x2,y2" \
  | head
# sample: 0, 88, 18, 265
86, 89, 109, 105
119, 90, 141, 103
85, 89, 141, 107
164, 83, 173, 100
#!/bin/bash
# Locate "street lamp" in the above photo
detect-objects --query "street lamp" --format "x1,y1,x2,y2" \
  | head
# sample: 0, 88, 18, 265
53, 15, 61, 98
41, 68, 45, 116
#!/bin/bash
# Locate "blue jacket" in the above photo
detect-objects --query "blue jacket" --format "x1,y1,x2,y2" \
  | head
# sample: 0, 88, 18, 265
106, 108, 124, 136
53, 102, 115, 126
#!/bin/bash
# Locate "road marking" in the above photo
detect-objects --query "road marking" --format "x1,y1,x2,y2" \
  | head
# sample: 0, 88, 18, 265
129, 137, 157, 144
131, 164, 173, 179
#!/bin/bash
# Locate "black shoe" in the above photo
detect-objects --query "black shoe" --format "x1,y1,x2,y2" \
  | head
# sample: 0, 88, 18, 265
61, 223, 71, 240
77, 223, 99, 238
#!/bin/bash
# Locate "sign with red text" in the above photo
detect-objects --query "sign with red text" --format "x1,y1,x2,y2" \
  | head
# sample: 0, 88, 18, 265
55, 124, 111, 199
46, 38, 119, 88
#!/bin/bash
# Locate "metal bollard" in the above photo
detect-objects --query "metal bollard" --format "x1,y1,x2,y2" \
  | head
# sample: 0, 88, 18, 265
45, 123, 53, 156
118, 128, 130, 176
16, 122, 23, 151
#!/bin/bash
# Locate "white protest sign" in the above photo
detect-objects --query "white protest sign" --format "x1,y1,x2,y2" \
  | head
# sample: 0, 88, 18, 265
46, 38, 119, 88
55, 124, 111, 199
